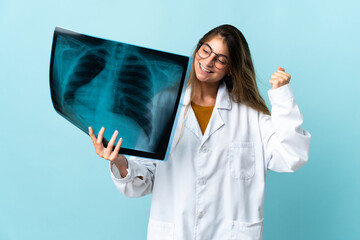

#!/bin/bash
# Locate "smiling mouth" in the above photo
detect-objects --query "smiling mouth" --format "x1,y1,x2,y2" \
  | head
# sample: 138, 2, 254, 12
199, 63, 212, 73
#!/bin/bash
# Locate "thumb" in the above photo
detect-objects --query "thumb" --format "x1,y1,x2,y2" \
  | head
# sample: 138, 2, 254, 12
278, 66, 285, 72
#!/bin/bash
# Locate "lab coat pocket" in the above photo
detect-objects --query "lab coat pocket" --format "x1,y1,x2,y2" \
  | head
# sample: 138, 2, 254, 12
147, 218, 174, 240
228, 142, 255, 180
229, 219, 263, 240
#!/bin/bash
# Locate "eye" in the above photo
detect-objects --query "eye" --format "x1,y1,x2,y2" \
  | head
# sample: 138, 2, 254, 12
216, 59, 225, 65
202, 48, 210, 54
216, 56, 227, 65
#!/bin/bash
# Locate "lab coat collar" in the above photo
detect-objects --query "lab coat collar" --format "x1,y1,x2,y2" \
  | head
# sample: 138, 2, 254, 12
216, 81, 232, 110
182, 81, 232, 110
182, 81, 231, 144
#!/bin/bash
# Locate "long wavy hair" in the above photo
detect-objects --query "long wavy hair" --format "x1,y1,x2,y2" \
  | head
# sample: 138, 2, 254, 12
187, 24, 270, 115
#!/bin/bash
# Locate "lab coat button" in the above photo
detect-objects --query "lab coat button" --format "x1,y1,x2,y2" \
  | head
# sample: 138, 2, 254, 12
200, 146, 208, 153
197, 211, 204, 218
198, 178, 207, 185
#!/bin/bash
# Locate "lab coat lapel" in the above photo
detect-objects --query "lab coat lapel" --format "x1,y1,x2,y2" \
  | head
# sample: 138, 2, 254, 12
201, 82, 231, 145
182, 82, 231, 144
184, 107, 203, 141
182, 87, 202, 141
201, 108, 224, 145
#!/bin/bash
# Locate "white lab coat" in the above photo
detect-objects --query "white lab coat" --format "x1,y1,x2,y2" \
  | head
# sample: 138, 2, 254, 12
110, 82, 311, 240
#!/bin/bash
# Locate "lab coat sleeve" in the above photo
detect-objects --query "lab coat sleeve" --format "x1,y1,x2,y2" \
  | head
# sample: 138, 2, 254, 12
110, 156, 156, 198
259, 84, 311, 172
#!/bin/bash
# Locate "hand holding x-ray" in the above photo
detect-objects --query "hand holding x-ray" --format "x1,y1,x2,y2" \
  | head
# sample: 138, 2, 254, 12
88, 126, 128, 177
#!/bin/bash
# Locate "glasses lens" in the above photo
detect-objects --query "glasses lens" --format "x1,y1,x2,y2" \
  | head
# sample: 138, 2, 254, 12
214, 55, 228, 69
197, 44, 211, 59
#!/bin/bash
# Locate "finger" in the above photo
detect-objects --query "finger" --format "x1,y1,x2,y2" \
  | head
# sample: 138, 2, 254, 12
107, 130, 119, 150
271, 74, 284, 80
269, 78, 277, 83
270, 78, 289, 89
96, 127, 105, 145
269, 79, 277, 86
103, 130, 120, 159
275, 70, 291, 77
114, 137, 123, 153
270, 77, 288, 84
89, 127, 97, 142
273, 72, 288, 79
111, 137, 123, 159
269, 77, 282, 84
278, 66, 285, 72
274, 72, 291, 82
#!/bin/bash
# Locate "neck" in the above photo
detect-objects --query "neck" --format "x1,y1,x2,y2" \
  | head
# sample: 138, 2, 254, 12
193, 81, 219, 106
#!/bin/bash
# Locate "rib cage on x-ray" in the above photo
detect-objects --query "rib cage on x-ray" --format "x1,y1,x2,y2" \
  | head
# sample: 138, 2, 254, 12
112, 53, 153, 138
64, 48, 109, 105
61, 44, 154, 139
50, 27, 190, 159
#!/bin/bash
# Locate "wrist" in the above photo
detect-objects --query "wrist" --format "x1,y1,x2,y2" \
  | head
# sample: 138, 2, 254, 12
114, 154, 127, 165
113, 155, 128, 178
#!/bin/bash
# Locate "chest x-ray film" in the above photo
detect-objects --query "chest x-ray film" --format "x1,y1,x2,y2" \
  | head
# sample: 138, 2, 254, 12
50, 27, 191, 160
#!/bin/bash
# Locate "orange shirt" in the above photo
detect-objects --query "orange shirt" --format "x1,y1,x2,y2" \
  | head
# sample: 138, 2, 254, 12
191, 102, 215, 135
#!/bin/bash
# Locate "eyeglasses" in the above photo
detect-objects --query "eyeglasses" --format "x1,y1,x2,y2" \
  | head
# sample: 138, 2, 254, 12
197, 43, 229, 70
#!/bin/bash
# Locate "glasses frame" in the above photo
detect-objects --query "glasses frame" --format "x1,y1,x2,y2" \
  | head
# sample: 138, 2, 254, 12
196, 42, 230, 70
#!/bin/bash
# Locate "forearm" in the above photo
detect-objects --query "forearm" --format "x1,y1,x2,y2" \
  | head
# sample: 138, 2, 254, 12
112, 154, 129, 178
262, 84, 311, 172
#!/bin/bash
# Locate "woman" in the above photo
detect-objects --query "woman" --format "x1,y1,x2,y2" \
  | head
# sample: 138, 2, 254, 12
89, 24, 310, 240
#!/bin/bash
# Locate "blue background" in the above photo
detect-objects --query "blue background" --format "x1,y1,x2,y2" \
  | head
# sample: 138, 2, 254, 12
1, 0, 359, 239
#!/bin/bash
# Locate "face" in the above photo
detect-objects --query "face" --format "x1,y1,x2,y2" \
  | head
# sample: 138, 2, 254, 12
194, 36, 229, 85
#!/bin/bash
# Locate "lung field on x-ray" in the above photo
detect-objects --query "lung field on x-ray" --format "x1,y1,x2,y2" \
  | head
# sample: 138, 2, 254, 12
112, 53, 153, 138
64, 48, 109, 105
61, 41, 155, 142
61, 43, 154, 139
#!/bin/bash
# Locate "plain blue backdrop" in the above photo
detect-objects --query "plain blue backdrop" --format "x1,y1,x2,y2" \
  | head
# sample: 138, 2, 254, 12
1, 0, 359, 239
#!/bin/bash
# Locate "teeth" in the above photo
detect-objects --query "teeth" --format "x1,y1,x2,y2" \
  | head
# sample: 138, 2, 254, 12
200, 64, 210, 73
